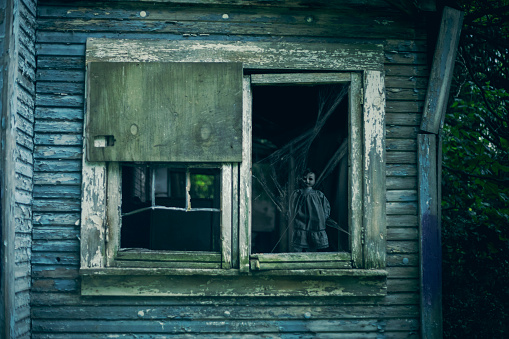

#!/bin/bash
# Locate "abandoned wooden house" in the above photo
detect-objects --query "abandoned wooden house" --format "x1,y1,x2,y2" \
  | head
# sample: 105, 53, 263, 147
1, 0, 463, 337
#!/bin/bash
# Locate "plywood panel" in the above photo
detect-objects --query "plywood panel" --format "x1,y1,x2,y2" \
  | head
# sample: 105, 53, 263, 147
87, 62, 243, 162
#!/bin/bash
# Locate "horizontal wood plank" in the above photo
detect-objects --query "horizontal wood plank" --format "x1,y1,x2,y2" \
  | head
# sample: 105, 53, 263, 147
387, 202, 418, 215
386, 164, 417, 176
386, 176, 417, 190
32, 304, 418, 320
81, 273, 387, 297
86, 39, 384, 72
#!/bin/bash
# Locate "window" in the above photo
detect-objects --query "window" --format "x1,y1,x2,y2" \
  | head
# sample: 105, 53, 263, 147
80, 39, 386, 296
248, 75, 355, 271
121, 165, 221, 252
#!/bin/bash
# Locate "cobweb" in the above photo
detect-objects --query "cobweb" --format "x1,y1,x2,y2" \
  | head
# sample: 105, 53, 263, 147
251, 84, 350, 253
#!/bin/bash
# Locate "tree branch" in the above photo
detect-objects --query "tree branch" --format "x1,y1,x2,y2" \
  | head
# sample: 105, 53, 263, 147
444, 165, 509, 185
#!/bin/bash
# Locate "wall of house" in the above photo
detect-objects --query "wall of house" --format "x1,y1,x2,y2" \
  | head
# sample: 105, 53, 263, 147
1, 0, 36, 337
32, 0, 427, 337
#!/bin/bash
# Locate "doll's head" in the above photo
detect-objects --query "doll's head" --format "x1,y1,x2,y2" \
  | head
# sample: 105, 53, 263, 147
301, 168, 316, 189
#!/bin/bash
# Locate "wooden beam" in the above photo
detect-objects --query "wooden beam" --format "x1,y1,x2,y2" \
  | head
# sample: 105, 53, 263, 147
1, 0, 18, 337
86, 39, 384, 72
421, 7, 464, 134
418, 134, 442, 339
81, 270, 387, 297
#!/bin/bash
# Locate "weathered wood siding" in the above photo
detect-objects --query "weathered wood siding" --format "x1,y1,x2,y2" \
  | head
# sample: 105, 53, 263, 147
1, 0, 37, 337
32, 1, 427, 337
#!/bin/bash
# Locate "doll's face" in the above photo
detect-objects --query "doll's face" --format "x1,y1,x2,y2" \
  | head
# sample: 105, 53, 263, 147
303, 172, 315, 188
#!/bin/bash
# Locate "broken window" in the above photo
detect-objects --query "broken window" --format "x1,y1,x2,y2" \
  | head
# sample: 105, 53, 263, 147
251, 84, 350, 254
120, 165, 221, 252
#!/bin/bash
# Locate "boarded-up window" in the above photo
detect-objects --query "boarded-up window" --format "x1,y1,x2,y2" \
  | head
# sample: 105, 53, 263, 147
86, 62, 243, 162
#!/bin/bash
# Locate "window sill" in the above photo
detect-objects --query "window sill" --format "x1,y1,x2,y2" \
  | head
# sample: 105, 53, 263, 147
80, 268, 387, 297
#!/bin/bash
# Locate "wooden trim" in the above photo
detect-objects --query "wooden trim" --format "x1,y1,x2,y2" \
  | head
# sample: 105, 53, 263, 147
231, 163, 239, 268
251, 73, 351, 85
81, 271, 387, 297
421, 7, 463, 134
1, 0, 17, 336
80, 71, 108, 268
238, 76, 252, 273
106, 162, 121, 267
221, 164, 233, 268
362, 71, 387, 269
250, 252, 353, 270
116, 250, 221, 262
250, 261, 352, 271
349, 72, 363, 268
418, 134, 442, 339
251, 252, 351, 262
86, 39, 384, 72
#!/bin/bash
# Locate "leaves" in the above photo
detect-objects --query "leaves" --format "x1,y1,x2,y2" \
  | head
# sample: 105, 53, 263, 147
443, 1, 509, 337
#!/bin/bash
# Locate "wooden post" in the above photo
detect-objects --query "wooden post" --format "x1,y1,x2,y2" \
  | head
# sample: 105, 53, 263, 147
362, 71, 386, 269
238, 76, 252, 273
1, 0, 18, 337
419, 6, 463, 339
418, 134, 442, 338
421, 7, 464, 134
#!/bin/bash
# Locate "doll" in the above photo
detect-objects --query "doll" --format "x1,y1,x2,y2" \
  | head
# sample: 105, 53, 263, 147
290, 169, 330, 252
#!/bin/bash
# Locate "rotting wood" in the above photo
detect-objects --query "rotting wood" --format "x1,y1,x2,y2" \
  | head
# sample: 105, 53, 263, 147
251, 252, 351, 262
385, 113, 421, 128
421, 7, 463, 134
221, 164, 232, 269
32, 317, 411, 334
387, 202, 418, 215
105, 162, 121, 267
86, 39, 384, 72
116, 249, 222, 262
37, 9, 424, 40
31, 304, 418, 321
350, 72, 363, 268
86, 62, 243, 162
29, 1, 440, 336
238, 76, 252, 273
387, 164, 417, 176
79, 148, 107, 268
81, 273, 387, 297
362, 70, 386, 269
251, 261, 352, 270
386, 151, 417, 164
386, 138, 417, 151
30, 290, 418, 307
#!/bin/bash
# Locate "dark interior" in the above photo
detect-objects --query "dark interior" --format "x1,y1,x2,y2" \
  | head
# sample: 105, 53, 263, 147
251, 84, 349, 253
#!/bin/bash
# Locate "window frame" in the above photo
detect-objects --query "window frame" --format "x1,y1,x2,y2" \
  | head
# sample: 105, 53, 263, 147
80, 39, 386, 296
245, 72, 362, 272
105, 162, 234, 269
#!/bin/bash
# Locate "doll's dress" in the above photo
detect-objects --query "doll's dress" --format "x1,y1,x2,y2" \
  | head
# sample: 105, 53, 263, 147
291, 188, 330, 251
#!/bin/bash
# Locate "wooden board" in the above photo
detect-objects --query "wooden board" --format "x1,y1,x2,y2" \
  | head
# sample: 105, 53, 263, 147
362, 70, 386, 269
86, 39, 384, 72
86, 62, 243, 162
418, 134, 442, 338
421, 7, 463, 133
81, 271, 387, 297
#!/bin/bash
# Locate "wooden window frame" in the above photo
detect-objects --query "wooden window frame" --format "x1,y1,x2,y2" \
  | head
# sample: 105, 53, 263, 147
80, 39, 386, 296
246, 72, 362, 272
104, 162, 234, 270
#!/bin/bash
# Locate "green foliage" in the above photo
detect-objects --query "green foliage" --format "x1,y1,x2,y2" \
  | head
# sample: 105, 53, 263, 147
190, 174, 215, 199
442, 1, 509, 337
